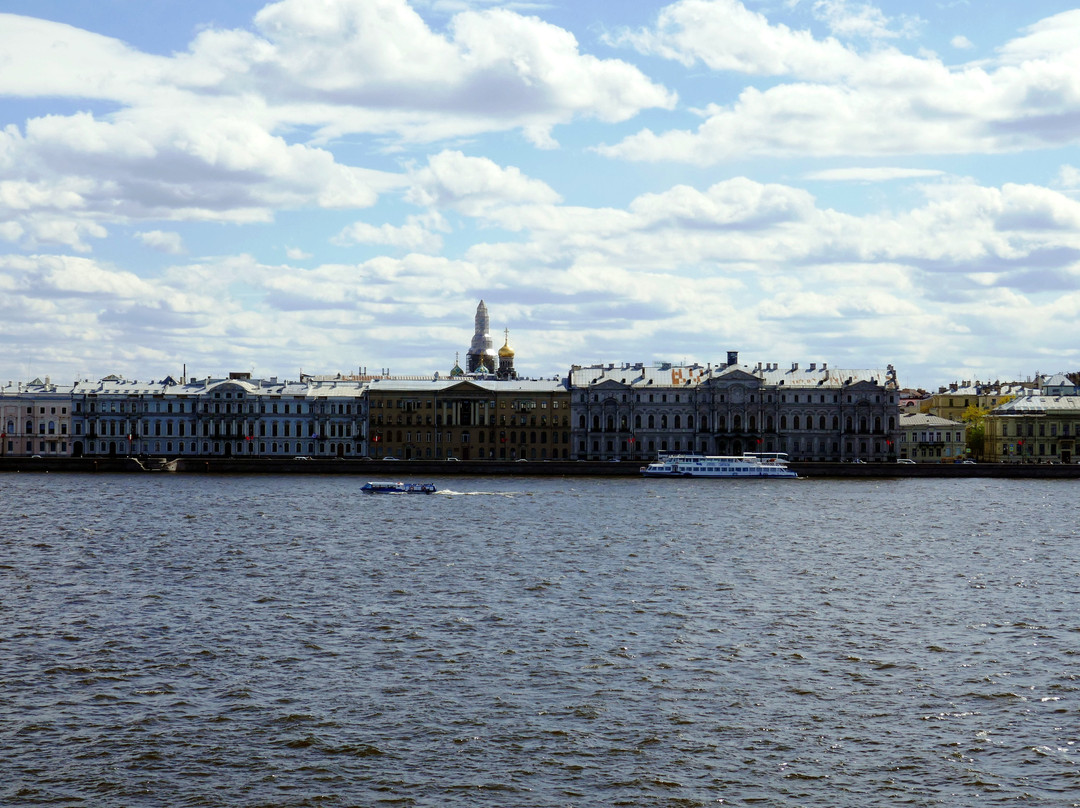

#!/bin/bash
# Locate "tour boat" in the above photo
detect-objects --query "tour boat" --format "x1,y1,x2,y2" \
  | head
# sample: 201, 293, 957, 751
361, 481, 438, 494
640, 453, 797, 479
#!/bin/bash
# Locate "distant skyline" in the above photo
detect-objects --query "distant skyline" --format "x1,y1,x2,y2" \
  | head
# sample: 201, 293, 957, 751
2, 0, 1079, 389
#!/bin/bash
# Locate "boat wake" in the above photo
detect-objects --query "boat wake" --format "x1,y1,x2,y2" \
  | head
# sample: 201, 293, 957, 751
436, 490, 523, 497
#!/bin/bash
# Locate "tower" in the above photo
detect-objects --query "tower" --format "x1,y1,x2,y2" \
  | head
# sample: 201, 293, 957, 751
497, 328, 516, 380
466, 300, 497, 373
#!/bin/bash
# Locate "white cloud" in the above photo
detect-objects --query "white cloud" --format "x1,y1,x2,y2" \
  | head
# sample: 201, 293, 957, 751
995, 10, 1080, 64
334, 214, 446, 253
612, 0, 861, 80
286, 247, 312, 260
0, 1, 671, 236
810, 1, 921, 41
406, 150, 562, 214
182, 0, 675, 142
803, 167, 946, 181
951, 34, 973, 50
1053, 164, 1080, 189
603, 4, 1080, 164
136, 230, 185, 254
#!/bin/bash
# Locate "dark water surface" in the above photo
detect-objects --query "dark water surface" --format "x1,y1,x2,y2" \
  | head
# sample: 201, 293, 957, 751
2, 474, 1079, 807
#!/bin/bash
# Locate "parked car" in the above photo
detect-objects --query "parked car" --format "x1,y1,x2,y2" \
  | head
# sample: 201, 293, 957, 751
897, 458, 915, 464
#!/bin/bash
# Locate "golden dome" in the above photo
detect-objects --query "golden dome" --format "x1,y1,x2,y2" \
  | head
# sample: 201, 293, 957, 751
498, 329, 515, 358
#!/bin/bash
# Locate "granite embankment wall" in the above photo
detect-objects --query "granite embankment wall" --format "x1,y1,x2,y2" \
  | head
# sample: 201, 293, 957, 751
3, 456, 1080, 479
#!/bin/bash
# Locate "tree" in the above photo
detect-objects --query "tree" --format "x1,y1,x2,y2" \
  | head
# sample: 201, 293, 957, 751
961, 404, 989, 459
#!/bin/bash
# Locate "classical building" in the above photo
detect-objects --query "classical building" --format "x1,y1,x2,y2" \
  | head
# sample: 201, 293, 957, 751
70, 373, 367, 458
365, 378, 570, 460
923, 381, 1026, 420
569, 353, 900, 462
0, 377, 74, 457
897, 412, 968, 462
984, 388, 1080, 464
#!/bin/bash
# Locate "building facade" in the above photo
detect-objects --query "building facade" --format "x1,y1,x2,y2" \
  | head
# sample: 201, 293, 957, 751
365, 378, 570, 460
897, 412, 968, 462
570, 354, 900, 462
70, 374, 368, 458
984, 391, 1080, 463
923, 382, 1025, 420
0, 378, 74, 457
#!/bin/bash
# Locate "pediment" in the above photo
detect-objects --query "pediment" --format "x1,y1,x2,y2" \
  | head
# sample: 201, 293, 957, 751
703, 369, 760, 386
443, 380, 488, 395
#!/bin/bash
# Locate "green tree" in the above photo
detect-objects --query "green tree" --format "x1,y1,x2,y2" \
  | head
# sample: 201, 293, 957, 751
961, 404, 989, 459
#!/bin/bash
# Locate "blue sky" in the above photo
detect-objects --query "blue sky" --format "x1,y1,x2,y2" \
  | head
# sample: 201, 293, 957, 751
2, 0, 1079, 389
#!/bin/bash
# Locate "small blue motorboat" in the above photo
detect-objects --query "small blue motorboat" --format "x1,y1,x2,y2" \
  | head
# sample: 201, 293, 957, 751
361, 481, 437, 494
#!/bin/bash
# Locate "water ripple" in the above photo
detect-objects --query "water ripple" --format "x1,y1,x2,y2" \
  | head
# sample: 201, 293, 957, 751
2, 474, 1079, 806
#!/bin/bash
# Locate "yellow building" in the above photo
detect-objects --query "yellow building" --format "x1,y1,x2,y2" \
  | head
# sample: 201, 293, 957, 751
366, 378, 571, 460
924, 382, 1024, 421
984, 393, 1080, 463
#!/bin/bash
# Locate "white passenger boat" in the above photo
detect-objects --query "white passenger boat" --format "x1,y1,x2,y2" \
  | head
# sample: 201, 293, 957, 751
640, 453, 797, 479
361, 481, 437, 494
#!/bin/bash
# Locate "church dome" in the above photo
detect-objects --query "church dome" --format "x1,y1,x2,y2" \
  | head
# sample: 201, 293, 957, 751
498, 329, 515, 358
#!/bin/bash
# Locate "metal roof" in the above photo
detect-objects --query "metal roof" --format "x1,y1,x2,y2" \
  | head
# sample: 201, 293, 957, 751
569, 362, 894, 389
900, 412, 966, 428
992, 393, 1080, 415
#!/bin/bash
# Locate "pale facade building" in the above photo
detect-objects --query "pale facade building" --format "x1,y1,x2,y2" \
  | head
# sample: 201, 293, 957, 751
897, 412, 968, 462
0, 378, 74, 457
569, 353, 900, 462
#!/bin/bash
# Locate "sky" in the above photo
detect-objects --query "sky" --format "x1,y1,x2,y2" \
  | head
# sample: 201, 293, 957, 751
2, 0, 1080, 390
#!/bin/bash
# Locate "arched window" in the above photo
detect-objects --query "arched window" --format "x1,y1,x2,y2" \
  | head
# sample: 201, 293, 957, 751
749, 416, 756, 431
874, 416, 882, 433
833, 416, 840, 430
819, 415, 827, 430
780, 415, 788, 430
592, 415, 600, 430
635, 414, 642, 429
648, 415, 655, 429
674, 415, 681, 429
687, 415, 694, 429
793, 415, 800, 430
578, 415, 586, 428
661, 415, 668, 429
733, 414, 742, 431
766, 416, 774, 431
606, 416, 614, 431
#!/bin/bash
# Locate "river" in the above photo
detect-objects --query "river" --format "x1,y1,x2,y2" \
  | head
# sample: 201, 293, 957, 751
2, 474, 1078, 806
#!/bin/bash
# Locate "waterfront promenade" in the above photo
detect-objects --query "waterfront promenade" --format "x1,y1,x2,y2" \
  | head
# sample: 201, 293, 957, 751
3, 456, 1080, 479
